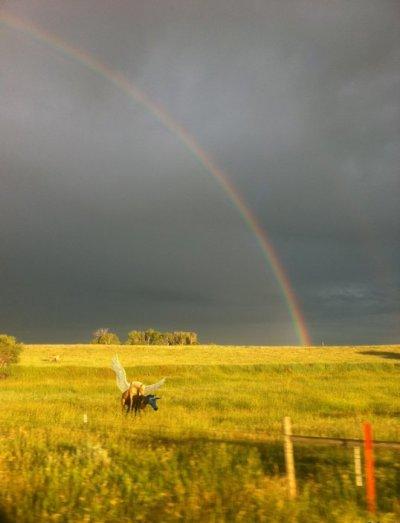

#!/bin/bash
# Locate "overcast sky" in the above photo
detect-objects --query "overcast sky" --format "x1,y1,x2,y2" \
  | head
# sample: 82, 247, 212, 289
1, 0, 399, 344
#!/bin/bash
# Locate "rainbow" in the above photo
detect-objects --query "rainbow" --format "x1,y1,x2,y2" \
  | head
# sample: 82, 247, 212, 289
0, 12, 311, 345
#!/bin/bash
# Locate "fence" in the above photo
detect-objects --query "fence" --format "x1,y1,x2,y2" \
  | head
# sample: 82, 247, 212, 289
81, 413, 400, 514
282, 416, 400, 514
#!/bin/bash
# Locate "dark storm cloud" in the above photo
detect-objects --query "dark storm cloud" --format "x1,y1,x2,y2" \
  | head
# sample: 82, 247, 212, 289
0, 0, 399, 344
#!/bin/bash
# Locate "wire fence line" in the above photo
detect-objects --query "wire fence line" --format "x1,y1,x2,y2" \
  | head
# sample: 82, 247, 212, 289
290, 433, 400, 450
81, 415, 400, 449
282, 416, 400, 515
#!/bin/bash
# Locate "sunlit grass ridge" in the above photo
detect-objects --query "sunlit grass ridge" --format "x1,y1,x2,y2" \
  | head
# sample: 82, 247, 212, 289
0, 344, 399, 522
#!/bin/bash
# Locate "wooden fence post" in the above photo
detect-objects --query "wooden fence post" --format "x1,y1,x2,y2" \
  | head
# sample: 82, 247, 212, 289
283, 416, 297, 499
353, 446, 363, 487
363, 422, 377, 514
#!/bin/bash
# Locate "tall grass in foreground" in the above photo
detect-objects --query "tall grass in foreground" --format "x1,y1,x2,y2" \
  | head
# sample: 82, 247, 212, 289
0, 345, 399, 522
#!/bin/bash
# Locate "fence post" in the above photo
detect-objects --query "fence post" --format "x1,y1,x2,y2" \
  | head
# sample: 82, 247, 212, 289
363, 422, 377, 514
283, 416, 297, 499
353, 446, 363, 487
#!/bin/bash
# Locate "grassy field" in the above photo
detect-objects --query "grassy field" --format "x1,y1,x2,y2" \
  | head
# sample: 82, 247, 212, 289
0, 344, 399, 522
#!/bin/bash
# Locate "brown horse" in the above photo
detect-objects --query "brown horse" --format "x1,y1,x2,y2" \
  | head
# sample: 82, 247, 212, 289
121, 382, 143, 413
111, 355, 165, 414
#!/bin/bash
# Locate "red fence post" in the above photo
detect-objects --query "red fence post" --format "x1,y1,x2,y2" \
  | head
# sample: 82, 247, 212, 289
363, 422, 377, 514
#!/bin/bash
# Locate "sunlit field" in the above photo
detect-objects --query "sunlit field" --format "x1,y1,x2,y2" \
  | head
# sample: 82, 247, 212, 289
1, 345, 399, 522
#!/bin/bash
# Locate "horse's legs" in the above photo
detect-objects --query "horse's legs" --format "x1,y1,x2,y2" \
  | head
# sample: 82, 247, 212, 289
128, 394, 134, 413
121, 392, 132, 414
133, 395, 142, 416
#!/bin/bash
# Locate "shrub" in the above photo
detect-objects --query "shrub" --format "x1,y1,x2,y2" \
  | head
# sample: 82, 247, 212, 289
145, 329, 169, 345
0, 334, 22, 377
172, 331, 198, 345
92, 328, 120, 345
126, 330, 146, 345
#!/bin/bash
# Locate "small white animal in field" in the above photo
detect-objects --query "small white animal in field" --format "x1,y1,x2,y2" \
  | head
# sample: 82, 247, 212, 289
111, 355, 165, 414
51, 355, 60, 363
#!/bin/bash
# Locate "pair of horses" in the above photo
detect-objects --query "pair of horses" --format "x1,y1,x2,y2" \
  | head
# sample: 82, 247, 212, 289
111, 355, 164, 415
121, 386, 160, 415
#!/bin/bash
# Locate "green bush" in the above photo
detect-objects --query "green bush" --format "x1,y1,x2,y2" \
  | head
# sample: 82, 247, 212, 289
0, 334, 22, 376
91, 328, 120, 345
126, 330, 146, 345
172, 331, 198, 345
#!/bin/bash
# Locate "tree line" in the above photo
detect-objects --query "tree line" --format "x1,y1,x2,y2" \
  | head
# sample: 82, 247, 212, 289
92, 328, 198, 346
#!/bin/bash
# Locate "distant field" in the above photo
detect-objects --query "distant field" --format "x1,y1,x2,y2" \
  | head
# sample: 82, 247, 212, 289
20, 343, 400, 367
1, 344, 399, 522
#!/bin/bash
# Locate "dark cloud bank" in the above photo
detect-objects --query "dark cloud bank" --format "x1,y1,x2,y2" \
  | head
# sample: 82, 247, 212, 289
0, 0, 399, 344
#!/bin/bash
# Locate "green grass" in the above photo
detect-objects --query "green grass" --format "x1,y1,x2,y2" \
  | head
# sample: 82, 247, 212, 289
0, 345, 399, 522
